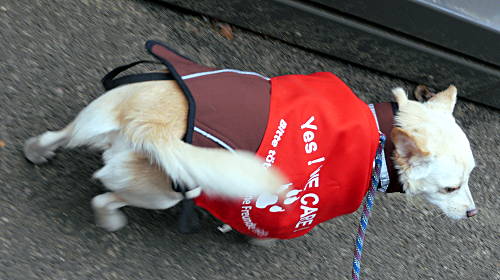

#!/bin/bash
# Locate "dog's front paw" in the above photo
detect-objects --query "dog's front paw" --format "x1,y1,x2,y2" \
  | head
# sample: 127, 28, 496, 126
24, 136, 56, 164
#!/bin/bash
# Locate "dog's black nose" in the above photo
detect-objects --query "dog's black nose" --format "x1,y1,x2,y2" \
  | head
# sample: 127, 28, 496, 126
466, 209, 478, 218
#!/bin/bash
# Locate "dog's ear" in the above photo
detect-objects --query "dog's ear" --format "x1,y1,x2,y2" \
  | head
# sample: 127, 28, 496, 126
392, 87, 408, 107
427, 85, 457, 113
414, 85, 436, 102
391, 127, 430, 159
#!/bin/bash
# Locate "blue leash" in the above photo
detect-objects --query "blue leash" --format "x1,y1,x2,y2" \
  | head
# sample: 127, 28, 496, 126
352, 134, 387, 280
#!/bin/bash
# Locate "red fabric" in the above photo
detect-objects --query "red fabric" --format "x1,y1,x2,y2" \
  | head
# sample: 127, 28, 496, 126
195, 72, 380, 239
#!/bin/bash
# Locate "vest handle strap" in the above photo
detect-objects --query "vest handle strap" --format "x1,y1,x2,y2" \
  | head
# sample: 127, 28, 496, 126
173, 182, 201, 234
101, 60, 173, 91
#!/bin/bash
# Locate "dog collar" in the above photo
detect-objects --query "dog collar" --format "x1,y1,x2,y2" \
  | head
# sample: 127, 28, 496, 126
369, 102, 404, 193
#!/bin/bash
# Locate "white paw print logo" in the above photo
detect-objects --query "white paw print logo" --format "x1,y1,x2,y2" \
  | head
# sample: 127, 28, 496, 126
255, 183, 301, 213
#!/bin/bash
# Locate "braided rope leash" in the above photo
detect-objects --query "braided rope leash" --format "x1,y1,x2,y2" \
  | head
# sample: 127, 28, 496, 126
352, 134, 387, 280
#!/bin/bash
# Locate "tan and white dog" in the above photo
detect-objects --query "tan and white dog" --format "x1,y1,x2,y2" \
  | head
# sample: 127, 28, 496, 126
24, 76, 477, 236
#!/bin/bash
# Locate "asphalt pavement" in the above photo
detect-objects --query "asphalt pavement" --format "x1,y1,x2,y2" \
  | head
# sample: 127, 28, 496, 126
1, 0, 498, 279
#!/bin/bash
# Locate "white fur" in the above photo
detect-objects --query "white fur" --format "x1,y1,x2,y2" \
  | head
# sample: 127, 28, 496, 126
137, 138, 284, 197
391, 86, 476, 219
24, 80, 285, 232
23, 80, 477, 236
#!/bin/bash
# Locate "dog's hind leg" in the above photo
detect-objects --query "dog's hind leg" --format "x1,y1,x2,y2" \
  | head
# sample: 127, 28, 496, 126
24, 124, 75, 164
24, 86, 132, 164
92, 148, 200, 231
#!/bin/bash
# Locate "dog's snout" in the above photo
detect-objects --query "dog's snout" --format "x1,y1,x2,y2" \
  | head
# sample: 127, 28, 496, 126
466, 209, 478, 218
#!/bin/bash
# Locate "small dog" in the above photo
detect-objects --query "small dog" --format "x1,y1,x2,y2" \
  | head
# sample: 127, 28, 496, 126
24, 42, 477, 242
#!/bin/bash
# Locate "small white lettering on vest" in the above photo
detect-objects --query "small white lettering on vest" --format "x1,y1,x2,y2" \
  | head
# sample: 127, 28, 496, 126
242, 195, 253, 205
304, 166, 322, 189
301, 116, 319, 154
241, 204, 269, 237
305, 177, 319, 189
305, 142, 318, 154
307, 157, 325, 166
303, 131, 314, 142
272, 119, 288, 147
300, 205, 318, 218
295, 219, 314, 228
300, 116, 317, 130
301, 193, 319, 205
264, 149, 276, 166
294, 167, 323, 230
263, 119, 287, 168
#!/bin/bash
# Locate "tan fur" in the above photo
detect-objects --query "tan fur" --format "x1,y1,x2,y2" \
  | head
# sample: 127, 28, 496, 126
115, 81, 188, 142
24, 79, 285, 232
427, 85, 457, 113
391, 127, 430, 158
24, 77, 476, 236
391, 86, 476, 219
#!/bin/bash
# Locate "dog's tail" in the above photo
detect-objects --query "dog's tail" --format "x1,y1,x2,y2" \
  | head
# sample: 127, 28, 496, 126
130, 131, 285, 198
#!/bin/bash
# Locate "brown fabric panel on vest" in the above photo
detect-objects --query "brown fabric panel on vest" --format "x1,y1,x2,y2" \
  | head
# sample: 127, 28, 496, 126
148, 41, 270, 152
150, 44, 215, 76
374, 102, 402, 193
192, 133, 222, 149
186, 73, 271, 152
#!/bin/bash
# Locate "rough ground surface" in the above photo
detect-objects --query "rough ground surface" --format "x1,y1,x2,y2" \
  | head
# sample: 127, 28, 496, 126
0, 0, 498, 279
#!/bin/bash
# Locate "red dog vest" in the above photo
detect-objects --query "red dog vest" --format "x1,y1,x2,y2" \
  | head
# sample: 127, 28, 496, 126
147, 41, 380, 239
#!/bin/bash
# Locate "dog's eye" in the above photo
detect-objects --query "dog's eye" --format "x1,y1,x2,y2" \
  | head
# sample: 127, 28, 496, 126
443, 186, 460, 193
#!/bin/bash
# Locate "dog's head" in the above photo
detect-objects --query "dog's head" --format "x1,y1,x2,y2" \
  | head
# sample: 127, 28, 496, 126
391, 85, 477, 219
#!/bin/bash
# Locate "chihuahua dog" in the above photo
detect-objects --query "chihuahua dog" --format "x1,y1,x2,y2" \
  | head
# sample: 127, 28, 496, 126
24, 42, 477, 241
